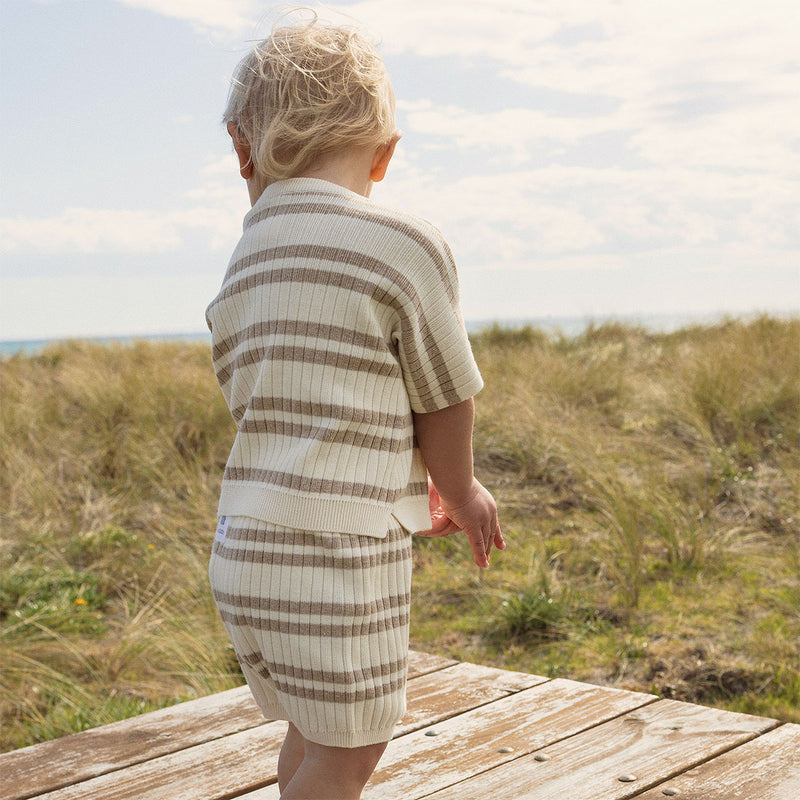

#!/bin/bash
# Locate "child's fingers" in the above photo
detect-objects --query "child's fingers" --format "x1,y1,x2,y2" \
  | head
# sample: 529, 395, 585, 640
427, 477, 441, 516
493, 523, 506, 550
465, 526, 490, 568
416, 515, 460, 538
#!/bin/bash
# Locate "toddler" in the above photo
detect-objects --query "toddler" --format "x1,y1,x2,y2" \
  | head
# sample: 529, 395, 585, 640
205, 16, 504, 799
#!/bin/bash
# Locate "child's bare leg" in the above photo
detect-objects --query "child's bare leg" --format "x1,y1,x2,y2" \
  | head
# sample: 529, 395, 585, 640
280, 739, 387, 800
277, 723, 306, 792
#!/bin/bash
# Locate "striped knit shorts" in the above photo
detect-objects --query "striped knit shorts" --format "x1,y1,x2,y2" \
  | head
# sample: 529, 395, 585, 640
208, 515, 413, 748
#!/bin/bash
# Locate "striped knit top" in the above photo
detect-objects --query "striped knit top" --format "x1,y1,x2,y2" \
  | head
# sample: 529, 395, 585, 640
205, 178, 483, 537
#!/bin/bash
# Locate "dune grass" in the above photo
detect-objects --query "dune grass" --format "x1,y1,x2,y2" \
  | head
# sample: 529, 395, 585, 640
1, 316, 798, 751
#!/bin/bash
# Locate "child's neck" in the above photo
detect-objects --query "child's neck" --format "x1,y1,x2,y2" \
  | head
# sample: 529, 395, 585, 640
298, 146, 375, 198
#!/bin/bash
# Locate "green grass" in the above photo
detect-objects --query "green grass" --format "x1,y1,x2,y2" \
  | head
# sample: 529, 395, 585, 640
1, 316, 798, 752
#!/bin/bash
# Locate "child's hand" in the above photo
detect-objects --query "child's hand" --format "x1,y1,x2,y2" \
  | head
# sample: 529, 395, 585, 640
417, 478, 505, 567
440, 479, 505, 568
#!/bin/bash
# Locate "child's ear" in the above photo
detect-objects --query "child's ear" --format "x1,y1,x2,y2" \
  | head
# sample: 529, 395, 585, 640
369, 132, 401, 183
227, 121, 255, 180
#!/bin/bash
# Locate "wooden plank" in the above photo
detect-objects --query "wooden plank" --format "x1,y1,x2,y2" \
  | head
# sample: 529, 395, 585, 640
422, 699, 779, 800
0, 649, 452, 800
636, 723, 800, 800
406, 650, 460, 679
28, 721, 289, 800
0, 686, 262, 800
362, 679, 655, 800
28, 659, 528, 800
397, 661, 546, 735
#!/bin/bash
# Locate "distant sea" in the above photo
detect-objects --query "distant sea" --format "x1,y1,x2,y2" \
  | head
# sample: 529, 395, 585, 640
0, 310, 795, 358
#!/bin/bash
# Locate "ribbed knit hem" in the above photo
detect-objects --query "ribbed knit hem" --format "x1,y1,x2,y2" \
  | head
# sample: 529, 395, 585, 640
257, 697, 399, 748
294, 723, 400, 749
218, 483, 399, 538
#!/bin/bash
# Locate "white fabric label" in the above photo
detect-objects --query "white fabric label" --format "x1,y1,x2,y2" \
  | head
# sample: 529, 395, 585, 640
214, 516, 230, 544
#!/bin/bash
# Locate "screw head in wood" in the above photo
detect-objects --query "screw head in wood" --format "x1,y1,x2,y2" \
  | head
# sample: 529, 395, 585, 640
497, 746, 514, 753
618, 774, 637, 782
424, 730, 439, 737
662, 789, 680, 796
534, 753, 550, 762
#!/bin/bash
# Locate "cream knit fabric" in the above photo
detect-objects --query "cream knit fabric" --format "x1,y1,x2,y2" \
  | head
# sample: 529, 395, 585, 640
205, 178, 483, 537
209, 515, 412, 748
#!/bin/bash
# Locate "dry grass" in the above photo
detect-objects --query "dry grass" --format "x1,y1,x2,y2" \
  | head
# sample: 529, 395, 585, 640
0, 341, 239, 750
1, 316, 798, 752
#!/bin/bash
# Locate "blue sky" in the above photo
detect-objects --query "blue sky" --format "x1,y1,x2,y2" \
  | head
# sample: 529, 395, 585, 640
1, 0, 798, 340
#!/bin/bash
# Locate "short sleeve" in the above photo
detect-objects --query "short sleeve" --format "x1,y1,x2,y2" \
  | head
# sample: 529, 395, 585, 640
394, 232, 484, 413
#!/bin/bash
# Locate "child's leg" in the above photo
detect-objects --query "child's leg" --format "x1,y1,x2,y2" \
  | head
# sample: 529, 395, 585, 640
280, 739, 388, 800
277, 723, 306, 792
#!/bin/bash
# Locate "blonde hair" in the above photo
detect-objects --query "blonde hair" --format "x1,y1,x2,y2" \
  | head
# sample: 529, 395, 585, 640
223, 17, 397, 182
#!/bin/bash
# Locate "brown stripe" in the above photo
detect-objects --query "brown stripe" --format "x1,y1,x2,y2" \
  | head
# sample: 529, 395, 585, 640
215, 342, 401, 393
231, 396, 408, 431
214, 250, 458, 409
211, 589, 409, 618
219, 252, 399, 304
214, 605, 409, 637
212, 319, 388, 363
223, 521, 411, 548
246, 661, 406, 704
237, 653, 408, 687
221, 523, 416, 552
242, 198, 456, 305
221, 467, 399, 503
246, 663, 407, 704
211, 539, 411, 568
275, 673, 405, 704
236, 418, 412, 452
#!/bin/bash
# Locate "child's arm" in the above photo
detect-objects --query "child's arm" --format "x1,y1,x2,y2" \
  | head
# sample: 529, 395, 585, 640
413, 398, 505, 567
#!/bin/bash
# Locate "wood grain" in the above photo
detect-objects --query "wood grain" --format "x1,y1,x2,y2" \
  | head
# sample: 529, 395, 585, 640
397, 660, 546, 735
422, 698, 778, 800
0, 686, 262, 800
406, 650, 459, 679
361, 679, 655, 800
636, 723, 800, 800
25, 721, 289, 800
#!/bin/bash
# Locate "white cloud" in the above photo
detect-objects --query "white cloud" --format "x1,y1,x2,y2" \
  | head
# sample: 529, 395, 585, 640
201, 153, 240, 177
0, 154, 247, 257
355, 1, 800, 175
112, 0, 800, 186
0, 196, 244, 257
5, 0, 797, 341
374, 154, 608, 262
337, 0, 561, 60
116, 0, 258, 35
371, 0, 799, 285
398, 101, 613, 164
0, 208, 184, 255
376, 143, 799, 284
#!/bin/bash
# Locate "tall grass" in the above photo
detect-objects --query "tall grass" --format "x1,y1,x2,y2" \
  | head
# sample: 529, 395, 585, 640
462, 315, 799, 714
1, 317, 798, 751
0, 341, 239, 750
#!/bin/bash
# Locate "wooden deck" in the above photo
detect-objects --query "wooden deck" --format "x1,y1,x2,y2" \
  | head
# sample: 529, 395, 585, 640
2, 651, 798, 799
